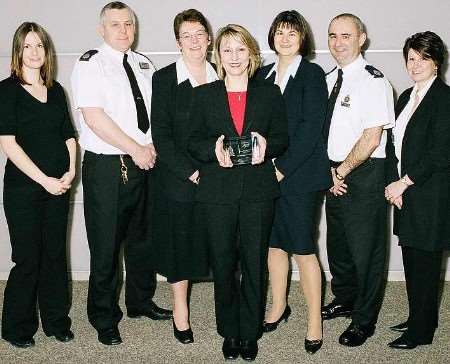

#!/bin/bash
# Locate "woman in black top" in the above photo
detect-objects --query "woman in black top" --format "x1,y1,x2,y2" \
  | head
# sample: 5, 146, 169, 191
151, 9, 217, 344
0, 22, 76, 348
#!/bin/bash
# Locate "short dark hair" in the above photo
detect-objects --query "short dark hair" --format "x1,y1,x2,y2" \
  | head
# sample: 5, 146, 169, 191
268, 10, 311, 56
403, 31, 446, 76
11, 22, 55, 88
173, 9, 211, 40
100, 2, 136, 25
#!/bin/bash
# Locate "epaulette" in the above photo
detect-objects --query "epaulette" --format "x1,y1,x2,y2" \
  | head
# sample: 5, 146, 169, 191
326, 66, 337, 76
365, 65, 384, 78
134, 51, 156, 71
79, 50, 98, 61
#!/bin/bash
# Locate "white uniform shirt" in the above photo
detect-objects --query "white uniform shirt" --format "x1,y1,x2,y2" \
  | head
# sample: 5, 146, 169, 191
175, 57, 218, 87
393, 76, 436, 174
71, 42, 155, 154
265, 55, 302, 94
326, 55, 395, 161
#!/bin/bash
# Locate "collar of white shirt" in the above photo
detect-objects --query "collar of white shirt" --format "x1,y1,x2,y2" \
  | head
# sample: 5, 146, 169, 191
100, 42, 132, 64
176, 57, 218, 87
411, 75, 436, 101
338, 54, 365, 79
265, 55, 302, 93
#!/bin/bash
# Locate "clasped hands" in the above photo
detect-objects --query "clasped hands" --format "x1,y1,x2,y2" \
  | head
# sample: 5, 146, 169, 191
131, 143, 157, 170
215, 132, 267, 168
42, 169, 75, 196
385, 180, 407, 209
329, 167, 348, 196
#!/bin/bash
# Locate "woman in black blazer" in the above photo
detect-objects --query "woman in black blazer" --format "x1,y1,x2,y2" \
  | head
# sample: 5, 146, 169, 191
257, 11, 331, 354
188, 24, 287, 361
385, 31, 450, 349
150, 9, 218, 344
0, 22, 76, 348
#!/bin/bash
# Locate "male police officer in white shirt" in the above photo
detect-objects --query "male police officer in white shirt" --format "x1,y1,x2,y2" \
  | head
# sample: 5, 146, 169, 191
321, 13, 395, 347
71, 1, 171, 346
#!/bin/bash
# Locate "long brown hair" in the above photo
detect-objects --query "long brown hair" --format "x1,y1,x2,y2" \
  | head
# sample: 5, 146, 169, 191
11, 22, 55, 87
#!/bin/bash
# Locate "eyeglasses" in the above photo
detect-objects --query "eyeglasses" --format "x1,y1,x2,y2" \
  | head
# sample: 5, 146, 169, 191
179, 30, 208, 42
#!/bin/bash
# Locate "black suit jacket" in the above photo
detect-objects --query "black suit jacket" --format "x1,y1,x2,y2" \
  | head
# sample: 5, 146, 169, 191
386, 77, 450, 250
151, 62, 202, 202
257, 59, 332, 194
188, 78, 288, 204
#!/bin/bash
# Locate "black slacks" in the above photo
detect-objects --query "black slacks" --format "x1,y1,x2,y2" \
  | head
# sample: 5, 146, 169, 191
326, 158, 387, 327
202, 200, 273, 341
402, 245, 443, 344
82, 152, 156, 331
2, 185, 71, 340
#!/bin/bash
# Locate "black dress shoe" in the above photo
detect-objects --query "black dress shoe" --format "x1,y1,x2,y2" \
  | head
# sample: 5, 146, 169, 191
5, 337, 35, 348
173, 319, 194, 344
262, 305, 291, 333
304, 338, 323, 354
222, 337, 240, 360
389, 321, 408, 333
321, 301, 352, 320
127, 301, 173, 320
98, 327, 122, 346
240, 340, 258, 361
47, 330, 75, 343
388, 335, 417, 349
338, 323, 375, 347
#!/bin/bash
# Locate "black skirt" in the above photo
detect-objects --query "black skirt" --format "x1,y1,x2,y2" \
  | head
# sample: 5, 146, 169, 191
151, 192, 209, 282
269, 191, 321, 255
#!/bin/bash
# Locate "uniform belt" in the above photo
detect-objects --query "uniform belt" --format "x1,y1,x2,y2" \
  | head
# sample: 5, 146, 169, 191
329, 157, 384, 168
85, 151, 132, 160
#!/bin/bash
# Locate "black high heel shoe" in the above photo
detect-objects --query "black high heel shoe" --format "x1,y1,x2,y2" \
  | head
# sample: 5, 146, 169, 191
172, 319, 194, 344
304, 338, 323, 354
262, 305, 291, 333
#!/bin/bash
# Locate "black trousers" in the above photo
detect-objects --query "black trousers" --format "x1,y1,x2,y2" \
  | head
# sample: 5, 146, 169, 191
402, 246, 443, 344
2, 185, 71, 340
202, 200, 273, 341
326, 158, 387, 327
82, 152, 156, 331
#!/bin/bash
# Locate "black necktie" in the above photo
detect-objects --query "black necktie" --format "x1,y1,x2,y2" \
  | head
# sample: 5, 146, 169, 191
323, 68, 343, 141
123, 53, 149, 133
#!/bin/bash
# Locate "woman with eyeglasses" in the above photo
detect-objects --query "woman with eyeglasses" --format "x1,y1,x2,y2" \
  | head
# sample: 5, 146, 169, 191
150, 9, 217, 344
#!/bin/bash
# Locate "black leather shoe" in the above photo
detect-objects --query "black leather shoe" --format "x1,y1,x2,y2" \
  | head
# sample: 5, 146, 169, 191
262, 305, 291, 333
222, 337, 240, 360
98, 327, 122, 346
388, 335, 417, 350
127, 301, 173, 320
47, 330, 74, 343
338, 323, 375, 347
304, 338, 323, 354
321, 301, 352, 320
5, 337, 35, 348
173, 319, 194, 344
389, 321, 408, 333
240, 340, 258, 361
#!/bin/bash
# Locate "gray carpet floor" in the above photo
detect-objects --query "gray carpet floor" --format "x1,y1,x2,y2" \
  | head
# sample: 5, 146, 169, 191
0, 281, 449, 363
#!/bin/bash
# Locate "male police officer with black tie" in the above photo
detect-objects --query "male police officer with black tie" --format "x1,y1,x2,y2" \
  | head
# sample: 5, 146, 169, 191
71, 2, 171, 345
321, 13, 394, 347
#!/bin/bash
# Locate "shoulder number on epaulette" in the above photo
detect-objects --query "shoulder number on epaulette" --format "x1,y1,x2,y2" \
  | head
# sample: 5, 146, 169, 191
365, 65, 384, 78
80, 50, 98, 61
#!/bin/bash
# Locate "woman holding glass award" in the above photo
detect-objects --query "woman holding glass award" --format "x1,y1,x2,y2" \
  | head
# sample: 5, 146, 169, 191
188, 24, 287, 361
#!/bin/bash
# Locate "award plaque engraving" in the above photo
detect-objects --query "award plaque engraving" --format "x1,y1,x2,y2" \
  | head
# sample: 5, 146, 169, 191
223, 135, 258, 165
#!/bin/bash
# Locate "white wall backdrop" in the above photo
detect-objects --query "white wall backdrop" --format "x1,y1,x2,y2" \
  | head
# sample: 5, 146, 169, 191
0, 0, 449, 280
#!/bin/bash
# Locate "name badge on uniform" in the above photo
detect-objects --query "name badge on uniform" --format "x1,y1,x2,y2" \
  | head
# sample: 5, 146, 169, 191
341, 95, 351, 108
139, 62, 150, 69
